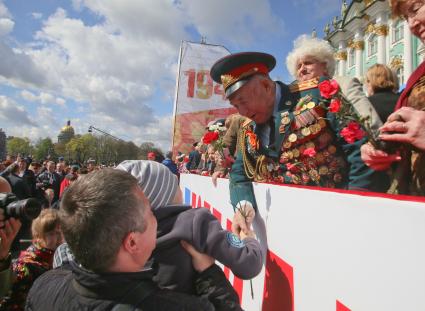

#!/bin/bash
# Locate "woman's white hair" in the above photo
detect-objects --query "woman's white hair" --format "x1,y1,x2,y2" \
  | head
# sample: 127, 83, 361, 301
286, 35, 336, 80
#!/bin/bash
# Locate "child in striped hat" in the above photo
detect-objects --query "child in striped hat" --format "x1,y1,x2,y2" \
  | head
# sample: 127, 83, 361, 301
116, 160, 263, 294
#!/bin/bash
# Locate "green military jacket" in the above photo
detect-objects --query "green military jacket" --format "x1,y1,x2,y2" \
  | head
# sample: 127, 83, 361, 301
229, 79, 378, 210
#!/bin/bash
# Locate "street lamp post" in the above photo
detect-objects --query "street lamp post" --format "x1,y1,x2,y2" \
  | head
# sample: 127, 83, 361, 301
87, 125, 125, 142
88, 125, 126, 164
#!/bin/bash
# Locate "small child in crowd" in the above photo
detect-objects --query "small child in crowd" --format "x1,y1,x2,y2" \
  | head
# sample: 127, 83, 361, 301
0, 209, 63, 310
116, 160, 263, 294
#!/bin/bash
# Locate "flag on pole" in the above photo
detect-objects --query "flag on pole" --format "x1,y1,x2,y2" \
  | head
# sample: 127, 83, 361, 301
172, 41, 235, 154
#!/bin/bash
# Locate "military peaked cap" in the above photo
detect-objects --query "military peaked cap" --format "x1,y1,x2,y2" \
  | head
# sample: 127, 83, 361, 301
210, 52, 276, 98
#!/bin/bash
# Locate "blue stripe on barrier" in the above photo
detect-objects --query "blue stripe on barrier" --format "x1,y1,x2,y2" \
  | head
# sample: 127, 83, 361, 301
184, 187, 191, 205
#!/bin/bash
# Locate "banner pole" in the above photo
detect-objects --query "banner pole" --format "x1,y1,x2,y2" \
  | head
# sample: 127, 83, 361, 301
171, 40, 185, 154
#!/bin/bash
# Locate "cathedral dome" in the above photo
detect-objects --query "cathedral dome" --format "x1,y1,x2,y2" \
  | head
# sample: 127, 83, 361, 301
58, 120, 75, 144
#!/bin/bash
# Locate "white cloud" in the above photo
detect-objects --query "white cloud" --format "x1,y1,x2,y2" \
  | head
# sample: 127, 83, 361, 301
31, 12, 43, 20
89, 112, 173, 151
0, 96, 37, 126
20, 89, 37, 101
20, 90, 66, 107
0, 41, 47, 87
37, 106, 60, 127
0, 17, 13, 36
178, 0, 285, 46
0, 0, 285, 147
5, 125, 52, 142
0, 1, 13, 36
56, 97, 66, 106
0, 1, 10, 18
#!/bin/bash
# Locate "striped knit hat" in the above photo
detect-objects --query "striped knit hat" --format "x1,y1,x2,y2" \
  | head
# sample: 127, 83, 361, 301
116, 160, 179, 210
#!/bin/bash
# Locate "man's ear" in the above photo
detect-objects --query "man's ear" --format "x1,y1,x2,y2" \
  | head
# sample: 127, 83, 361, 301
261, 77, 273, 93
122, 232, 139, 254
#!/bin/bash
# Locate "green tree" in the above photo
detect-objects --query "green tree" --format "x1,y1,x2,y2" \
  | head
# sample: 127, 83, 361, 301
139, 142, 163, 160
54, 143, 67, 161
66, 134, 96, 164
115, 141, 141, 163
92, 136, 115, 164
6, 137, 33, 156
34, 137, 56, 161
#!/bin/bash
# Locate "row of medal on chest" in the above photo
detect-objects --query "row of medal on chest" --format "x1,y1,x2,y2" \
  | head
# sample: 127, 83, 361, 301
279, 101, 327, 148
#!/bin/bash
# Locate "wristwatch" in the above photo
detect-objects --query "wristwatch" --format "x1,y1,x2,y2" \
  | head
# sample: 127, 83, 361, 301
0, 252, 11, 271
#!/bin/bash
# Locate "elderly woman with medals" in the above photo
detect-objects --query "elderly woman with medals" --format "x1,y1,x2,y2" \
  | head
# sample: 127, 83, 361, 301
361, 0, 425, 195
210, 36, 384, 236
284, 35, 388, 192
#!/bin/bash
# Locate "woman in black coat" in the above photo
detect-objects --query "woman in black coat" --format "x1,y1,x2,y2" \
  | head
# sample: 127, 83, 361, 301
365, 64, 400, 123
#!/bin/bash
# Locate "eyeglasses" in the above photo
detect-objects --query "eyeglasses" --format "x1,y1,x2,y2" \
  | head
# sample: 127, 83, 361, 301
403, 0, 425, 20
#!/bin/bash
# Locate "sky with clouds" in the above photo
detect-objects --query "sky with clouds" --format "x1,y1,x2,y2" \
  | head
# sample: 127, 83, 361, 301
0, 0, 341, 151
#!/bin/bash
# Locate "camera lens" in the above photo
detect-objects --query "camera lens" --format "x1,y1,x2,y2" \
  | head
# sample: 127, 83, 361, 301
6, 198, 42, 221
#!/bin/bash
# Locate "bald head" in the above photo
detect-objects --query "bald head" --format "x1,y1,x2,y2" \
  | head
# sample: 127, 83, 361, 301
0, 176, 11, 193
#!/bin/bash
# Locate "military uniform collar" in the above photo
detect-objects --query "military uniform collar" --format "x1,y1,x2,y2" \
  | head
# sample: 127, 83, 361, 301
288, 77, 319, 93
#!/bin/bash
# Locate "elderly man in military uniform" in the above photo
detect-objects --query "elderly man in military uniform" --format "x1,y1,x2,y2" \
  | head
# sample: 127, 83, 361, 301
210, 37, 384, 234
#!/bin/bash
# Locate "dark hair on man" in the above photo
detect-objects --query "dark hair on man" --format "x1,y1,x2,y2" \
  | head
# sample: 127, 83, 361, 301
59, 169, 147, 272
166, 151, 173, 159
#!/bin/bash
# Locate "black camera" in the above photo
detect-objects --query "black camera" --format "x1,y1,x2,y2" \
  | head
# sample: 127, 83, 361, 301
0, 193, 41, 221
375, 138, 400, 154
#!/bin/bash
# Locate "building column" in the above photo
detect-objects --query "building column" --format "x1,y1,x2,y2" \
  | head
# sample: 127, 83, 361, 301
353, 29, 364, 78
335, 41, 347, 76
354, 42, 364, 78
375, 12, 388, 64
403, 20, 413, 79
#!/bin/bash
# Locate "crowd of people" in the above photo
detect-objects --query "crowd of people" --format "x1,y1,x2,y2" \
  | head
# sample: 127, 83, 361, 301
0, 155, 256, 310
1, 0, 425, 310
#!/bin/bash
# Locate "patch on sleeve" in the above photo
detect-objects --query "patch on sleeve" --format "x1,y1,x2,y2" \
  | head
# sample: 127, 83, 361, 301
226, 232, 245, 248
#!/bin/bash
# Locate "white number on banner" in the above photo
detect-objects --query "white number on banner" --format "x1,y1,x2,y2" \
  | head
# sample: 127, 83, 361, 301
184, 69, 224, 100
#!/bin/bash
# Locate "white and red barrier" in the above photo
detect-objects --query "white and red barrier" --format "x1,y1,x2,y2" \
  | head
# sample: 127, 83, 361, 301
180, 174, 425, 311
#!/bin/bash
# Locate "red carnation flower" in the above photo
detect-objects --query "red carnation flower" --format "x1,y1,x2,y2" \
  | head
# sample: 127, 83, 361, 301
286, 163, 300, 173
202, 131, 219, 144
329, 98, 341, 113
319, 79, 339, 99
303, 147, 316, 158
340, 121, 365, 143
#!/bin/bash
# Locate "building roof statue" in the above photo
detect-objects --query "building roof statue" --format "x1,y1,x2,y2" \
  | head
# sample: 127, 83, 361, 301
341, 0, 348, 18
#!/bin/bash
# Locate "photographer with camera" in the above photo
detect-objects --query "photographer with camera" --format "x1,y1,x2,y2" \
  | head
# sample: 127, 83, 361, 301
1, 163, 30, 201
1, 209, 62, 310
0, 176, 22, 298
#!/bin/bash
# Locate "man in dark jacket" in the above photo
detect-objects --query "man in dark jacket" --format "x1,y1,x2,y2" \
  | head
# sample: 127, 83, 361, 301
26, 169, 242, 311
186, 142, 201, 171
36, 161, 61, 204
162, 151, 179, 176
2, 163, 32, 255
4, 164, 30, 200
